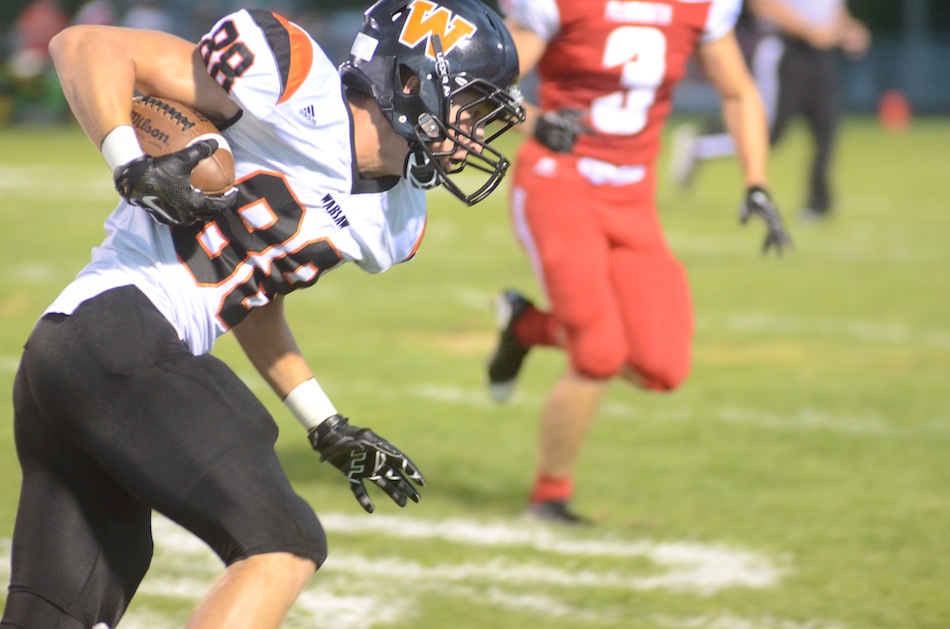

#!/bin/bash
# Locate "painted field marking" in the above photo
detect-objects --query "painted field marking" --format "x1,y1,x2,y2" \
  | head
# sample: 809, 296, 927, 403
320, 512, 783, 594
0, 513, 859, 629
709, 311, 950, 348
0, 166, 112, 193
287, 377, 948, 440
140, 512, 783, 627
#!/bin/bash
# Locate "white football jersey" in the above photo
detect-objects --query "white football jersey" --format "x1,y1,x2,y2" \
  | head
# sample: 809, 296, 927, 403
48, 9, 427, 356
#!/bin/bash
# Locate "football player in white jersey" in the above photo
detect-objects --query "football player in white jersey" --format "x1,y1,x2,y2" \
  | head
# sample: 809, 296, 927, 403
3, 1, 524, 627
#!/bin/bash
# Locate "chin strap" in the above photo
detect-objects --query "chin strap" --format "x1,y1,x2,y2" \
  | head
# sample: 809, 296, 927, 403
404, 145, 441, 190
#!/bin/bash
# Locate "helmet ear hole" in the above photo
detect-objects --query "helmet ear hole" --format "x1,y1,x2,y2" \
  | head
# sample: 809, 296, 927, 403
399, 65, 419, 95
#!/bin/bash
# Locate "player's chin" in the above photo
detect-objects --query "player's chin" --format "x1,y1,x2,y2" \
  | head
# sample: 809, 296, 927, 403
443, 156, 467, 173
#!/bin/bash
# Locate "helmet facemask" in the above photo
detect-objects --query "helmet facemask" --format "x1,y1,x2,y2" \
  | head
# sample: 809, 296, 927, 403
341, 0, 525, 205
407, 62, 525, 205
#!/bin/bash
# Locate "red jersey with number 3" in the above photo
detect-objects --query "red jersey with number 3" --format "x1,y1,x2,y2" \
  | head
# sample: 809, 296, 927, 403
504, 0, 741, 167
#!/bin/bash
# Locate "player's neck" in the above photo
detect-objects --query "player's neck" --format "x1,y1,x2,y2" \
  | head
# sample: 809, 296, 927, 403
348, 94, 409, 179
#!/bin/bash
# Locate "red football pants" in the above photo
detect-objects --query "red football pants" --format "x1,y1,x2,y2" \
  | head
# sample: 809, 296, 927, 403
510, 144, 693, 390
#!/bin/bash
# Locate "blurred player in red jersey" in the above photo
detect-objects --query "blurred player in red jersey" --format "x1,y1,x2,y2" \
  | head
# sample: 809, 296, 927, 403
488, 0, 792, 524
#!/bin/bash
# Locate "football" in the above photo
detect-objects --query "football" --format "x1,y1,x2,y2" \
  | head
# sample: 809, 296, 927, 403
130, 95, 235, 195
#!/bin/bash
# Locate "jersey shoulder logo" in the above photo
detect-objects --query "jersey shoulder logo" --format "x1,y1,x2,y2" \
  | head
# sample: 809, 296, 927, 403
398, 0, 477, 60
299, 104, 317, 126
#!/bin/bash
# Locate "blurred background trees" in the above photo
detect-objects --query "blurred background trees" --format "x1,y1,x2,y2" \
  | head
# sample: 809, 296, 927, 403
0, 0, 947, 126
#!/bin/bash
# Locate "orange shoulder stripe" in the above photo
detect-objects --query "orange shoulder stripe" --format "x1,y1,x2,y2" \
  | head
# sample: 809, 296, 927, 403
273, 13, 314, 105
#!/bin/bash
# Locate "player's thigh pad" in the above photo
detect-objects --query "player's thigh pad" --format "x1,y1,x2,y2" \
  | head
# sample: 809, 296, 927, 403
608, 247, 694, 390
7, 357, 152, 629
18, 286, 327, 568
513, 158, 627, 378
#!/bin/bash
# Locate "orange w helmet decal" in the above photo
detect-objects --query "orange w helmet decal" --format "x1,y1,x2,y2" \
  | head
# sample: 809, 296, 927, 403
398, 0, 477, 60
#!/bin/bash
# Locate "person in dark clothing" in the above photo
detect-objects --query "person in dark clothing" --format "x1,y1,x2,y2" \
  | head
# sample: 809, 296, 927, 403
671, 0, 870, 221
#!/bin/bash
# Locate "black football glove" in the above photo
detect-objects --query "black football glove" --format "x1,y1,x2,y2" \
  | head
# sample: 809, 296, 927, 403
740, 186, 793, 255
309, 414, 425, 514
114, 139, 238, 226
534, 108, 593, 154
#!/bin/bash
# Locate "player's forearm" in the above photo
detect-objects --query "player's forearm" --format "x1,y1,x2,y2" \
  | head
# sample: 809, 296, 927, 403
722, 90, 769, 188
232, 296, 314, 399
697, 33, 769, 188
233, 298, 341, 430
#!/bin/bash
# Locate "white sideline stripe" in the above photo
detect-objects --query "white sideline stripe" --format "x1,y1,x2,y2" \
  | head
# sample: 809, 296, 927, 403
110, 518, 403, 629
0, 167, 114, 198
18, 362, 937, 441
145, 513, 783, 595
241, 375, 948, 440
329, 551, 778, 595
600, 404, 950, 440
0, 516, 822, 629
329, 378, 949, 440
655, 614, 850, 629
709, 312, 950, 348
666, 230, 944, 263
475, 585, 615, 623
9, 263, 59, 282
411, 383, 497, 407
319, 513, 782, 594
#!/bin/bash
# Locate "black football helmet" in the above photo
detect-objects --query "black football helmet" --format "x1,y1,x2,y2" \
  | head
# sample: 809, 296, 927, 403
340, 0, 525, 205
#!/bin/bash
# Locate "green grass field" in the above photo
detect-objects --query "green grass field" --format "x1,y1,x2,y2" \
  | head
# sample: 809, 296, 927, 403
0, 116, 948, 628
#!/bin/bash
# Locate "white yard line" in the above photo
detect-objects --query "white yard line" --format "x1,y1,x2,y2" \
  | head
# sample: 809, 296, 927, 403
0, 514, 855, 629
313, 378, 948, 440
707, 311, 950, 348
320, 512, 782, 594
655, 614, 851, 629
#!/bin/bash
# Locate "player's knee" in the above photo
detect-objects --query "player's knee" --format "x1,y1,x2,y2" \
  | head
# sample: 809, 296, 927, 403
242, 551, 319, 577
219, 499, 328, 570
304, 518, 329, 568
570, 335, 626, 379
266, 512, 328, 570
626, 360, 691, 392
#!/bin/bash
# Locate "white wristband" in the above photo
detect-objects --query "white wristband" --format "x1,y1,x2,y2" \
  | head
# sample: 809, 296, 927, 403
101, 125, 145, 174
283, 378, 337, 431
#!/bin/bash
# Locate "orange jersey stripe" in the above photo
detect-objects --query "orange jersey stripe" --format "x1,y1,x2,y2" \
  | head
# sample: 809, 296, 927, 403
273, 13, 314, 105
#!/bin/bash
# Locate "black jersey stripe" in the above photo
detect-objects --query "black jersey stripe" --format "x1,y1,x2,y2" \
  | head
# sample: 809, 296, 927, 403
247, 9, 293, 102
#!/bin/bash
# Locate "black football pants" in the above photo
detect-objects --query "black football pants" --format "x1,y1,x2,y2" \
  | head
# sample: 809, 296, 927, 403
770, 36, 841, 214
3, 286, 326, 628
